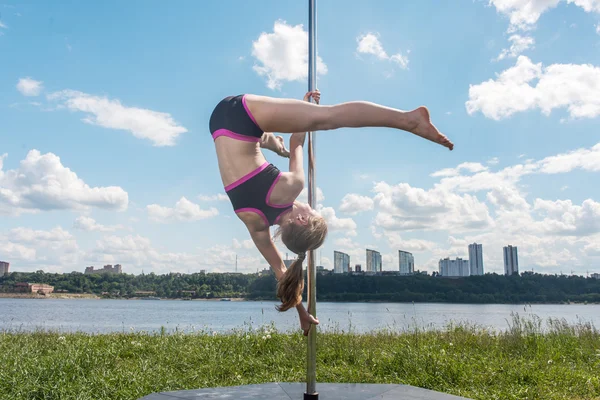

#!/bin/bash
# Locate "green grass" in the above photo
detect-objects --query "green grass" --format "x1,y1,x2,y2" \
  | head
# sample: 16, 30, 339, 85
1, 314, 599, 400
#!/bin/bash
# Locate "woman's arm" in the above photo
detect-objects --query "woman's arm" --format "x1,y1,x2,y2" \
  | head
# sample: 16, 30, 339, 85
288, 90, 320, 185
248, 227, 286, 280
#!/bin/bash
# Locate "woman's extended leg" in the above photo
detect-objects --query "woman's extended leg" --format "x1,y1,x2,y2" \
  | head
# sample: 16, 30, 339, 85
244, 94, 454, 150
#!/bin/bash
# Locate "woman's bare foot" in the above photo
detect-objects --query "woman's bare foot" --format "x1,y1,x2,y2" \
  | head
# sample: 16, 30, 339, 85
299, 310, 319, 336
407, 107, 454, 151
260, 132, 290, 158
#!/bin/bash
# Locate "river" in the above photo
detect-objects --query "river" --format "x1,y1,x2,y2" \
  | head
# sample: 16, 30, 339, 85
1, 298, 598, 334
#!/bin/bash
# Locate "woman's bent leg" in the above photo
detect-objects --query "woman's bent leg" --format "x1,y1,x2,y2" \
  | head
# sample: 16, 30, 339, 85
244, 94, 454, 150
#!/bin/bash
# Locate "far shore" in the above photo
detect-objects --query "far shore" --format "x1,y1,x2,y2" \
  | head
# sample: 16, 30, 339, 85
0, 293, 247, 301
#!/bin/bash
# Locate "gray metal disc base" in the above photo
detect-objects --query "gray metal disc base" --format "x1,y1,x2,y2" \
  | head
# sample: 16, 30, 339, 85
139, 382, 472, 400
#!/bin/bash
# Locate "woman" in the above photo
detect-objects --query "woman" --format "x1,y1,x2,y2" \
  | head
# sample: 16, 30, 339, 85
209, 90, 453, 335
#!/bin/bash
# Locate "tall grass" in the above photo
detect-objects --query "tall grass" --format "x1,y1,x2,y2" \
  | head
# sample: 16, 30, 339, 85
0, 314, 598, 400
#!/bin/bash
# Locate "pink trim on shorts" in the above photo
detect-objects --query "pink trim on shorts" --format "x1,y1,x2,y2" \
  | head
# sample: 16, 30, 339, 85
242, 94, 263, 131
235, 208, 269, 227
212, 128, 261, 143
224, 162, 269, 192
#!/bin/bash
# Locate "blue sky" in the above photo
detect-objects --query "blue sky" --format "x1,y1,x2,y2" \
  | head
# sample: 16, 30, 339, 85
1, 0, 600, 276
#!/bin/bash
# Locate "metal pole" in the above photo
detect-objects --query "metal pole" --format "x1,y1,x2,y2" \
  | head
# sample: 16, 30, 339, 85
305, 0, 318, 399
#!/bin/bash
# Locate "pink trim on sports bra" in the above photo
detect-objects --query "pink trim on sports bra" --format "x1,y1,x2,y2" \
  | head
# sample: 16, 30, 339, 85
224, 162, 270, 192
235, 207, 269, 227
212, 128, 261, 143
242, 95, 263, 131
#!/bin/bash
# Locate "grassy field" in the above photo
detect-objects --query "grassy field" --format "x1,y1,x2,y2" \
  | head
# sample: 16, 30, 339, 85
1, 315, 599, 400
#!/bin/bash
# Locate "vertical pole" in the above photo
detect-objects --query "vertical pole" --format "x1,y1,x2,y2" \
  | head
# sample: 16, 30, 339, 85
305, 0, 318, 399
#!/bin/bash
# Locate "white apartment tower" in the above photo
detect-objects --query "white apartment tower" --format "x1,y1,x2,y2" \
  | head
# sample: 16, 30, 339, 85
334, 251, 350, 274
438, 257, 470, 277
366, 249, 382, 273
468, 243, 484, 276
503, 245, 519, 276
399, 250, 414, 275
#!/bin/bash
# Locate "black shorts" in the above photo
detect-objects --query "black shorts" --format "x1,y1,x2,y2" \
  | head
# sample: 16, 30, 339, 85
209, 94, 264, 142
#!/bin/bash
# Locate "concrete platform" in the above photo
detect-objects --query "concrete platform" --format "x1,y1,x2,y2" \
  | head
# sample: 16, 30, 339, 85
139, 382, 471, 400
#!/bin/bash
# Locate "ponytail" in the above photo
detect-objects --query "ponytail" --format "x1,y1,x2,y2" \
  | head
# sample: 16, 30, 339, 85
276, 252, 306, 312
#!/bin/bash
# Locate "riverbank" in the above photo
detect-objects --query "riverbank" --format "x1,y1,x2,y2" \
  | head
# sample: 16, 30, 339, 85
0, 293, 246, 301
1, 316, 598, 400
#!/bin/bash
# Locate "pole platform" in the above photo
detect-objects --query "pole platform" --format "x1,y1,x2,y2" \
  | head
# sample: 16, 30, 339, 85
139, 382, 472, 400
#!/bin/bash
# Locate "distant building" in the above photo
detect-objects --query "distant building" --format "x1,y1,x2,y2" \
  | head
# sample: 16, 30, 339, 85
366, 249, 382, 273
0, 261, 9, 276
399, 250, 414, 275
591, 273, 599, 279
85, 264, 123, 275
355, 264, 362, 273
468, 243, 484, 276
334, 251, 350, 274
439, 257, 470, 277
503, 246, 519, 276
14, 282, 54, 294
284, 259, 294, 269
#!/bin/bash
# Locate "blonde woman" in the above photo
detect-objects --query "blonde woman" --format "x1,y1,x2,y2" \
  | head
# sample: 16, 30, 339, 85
209, 90, 453, 335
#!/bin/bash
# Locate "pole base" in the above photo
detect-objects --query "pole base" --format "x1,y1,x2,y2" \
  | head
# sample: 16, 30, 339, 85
304, 392, 319, 400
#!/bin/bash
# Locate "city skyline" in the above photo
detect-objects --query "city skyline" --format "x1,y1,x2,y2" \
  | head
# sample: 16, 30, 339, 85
469, 243, 484, 276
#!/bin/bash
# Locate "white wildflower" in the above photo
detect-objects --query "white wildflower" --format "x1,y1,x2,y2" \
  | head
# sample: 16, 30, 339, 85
58, 336, 66, 341
548, 360, 553, 364
262, 335, 266, 340
266, 334, 271, 339
245, 335, 250, 339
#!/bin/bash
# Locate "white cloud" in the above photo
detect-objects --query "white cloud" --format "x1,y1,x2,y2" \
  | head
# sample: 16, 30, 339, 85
489, 0, 600, 32
356, 33, 409, 69
0, 21, 7, 29
317, 205, 357, 236
431, 162, 489, 178
466, 56, 600, 120
0, 150, 128, 216
147, 197, 218, 223
534, 198, 600, 236
496, 34, 535, 60
384, 232, 437, 253
198, 193, 229, 202
251, 20, 328, 90
536, 143, 600, 173
85, 234, 263, 274
16, 77, 43, 97
47, 90, 187, 146
73, 216, 126, 232
373, 182, 494, 232
297, 187, 325, 204
339, 193, 374, 215
596, 22, 600, 33
487, 157, 500, 165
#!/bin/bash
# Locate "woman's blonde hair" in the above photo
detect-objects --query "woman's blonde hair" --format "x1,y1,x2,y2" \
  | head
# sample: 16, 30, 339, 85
274, 215, 328, 311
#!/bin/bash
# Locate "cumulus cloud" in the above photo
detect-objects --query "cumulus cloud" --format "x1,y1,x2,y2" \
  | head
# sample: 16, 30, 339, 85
297, 187, 325, 204
251, 20, 328, 90
147, 197, 219, 223
487, 157, 500, 165
0, 150, 128, 216
356, 33, 409, 69
534, 198, 600, 236
16, 77, 43, 96
339, 193, 374, 215
198, 193, 229, 202
431, 162, 489, 178
489, 0, 600, 32
73, 216, 126, 232
466, 56, 600, 120
496, 34, 535, 60
47, 90, 187, 146
317, 205, 357, 236
373, 182, 494, 232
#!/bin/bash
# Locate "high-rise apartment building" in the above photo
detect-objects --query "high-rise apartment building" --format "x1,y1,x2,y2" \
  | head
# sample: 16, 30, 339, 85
399, 250, 414, 275
468, 243, 484, 276
85, 264, 123, 275
366, 249, 382, 272
0, 261, 9, 276
503, 245, 519, 276
438, 257, 470, 277
333, 251, 350, 274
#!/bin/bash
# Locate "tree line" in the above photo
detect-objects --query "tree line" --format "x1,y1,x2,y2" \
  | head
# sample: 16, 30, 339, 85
1, 270, 599, 304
